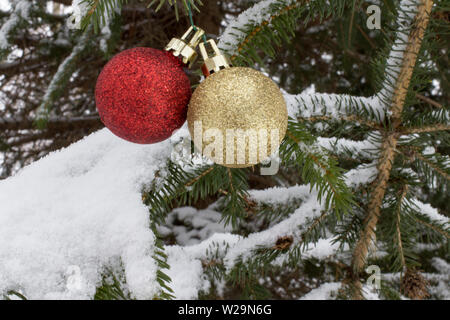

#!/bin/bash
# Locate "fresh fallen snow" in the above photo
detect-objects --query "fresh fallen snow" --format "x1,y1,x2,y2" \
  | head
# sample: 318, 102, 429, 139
219, 0, 423, 124
0, 124, 443, 299
0, 128, 175, 299
303, 238, 340, 260
67, 0, 89, 30
300, 282, 380, 300
317, 137, 377, 160
412, 199, 449, 225
165, 233, 240, 299
285, 92, 386, 122
159, 206, 232, 246
345, 163, 377, 188
224, 194, 323, 270
248, 184, 312, 206
0, 124, 241, 300
162, 194, 325, 298
219, 0, 297, 55
1, 0, 442, 300
0, 0, 31, 50
378, 0, 419, 100
300, 282, 341, 300
37, 30, 91, 119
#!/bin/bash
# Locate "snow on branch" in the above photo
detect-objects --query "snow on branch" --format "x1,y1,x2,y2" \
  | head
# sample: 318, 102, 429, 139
344, 162, 378, 188
219, 0, 429, 124
218, 0, 297, 56
411, 198, 449, 226
165, 233, 240, 299
300, 282, 380, 300
299, 282, 341, 300
317, 137, 378, 161
286, 93, 386, 122
67, 0, 119, 51
223, 193, 323, 269
248, 184, 313, 206
377, 0, 423, 106
218, 0, 387, 121
0, 0, 443, 300
161, 192, 326, 298
0, 0, 31, 51
67, 0, 90, 30
0, 129, 178, 299
36, 29, 92, 122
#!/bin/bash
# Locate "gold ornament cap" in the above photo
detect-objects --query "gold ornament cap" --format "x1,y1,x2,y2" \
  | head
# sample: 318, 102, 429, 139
199, 39, 232, 77
165, 26, 205, 68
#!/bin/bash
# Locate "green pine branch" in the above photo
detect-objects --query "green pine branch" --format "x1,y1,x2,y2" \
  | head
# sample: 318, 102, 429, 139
280, 120, 355, 217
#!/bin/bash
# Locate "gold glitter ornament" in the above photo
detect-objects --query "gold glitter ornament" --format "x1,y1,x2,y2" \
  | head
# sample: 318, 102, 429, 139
187, 40, 288, 168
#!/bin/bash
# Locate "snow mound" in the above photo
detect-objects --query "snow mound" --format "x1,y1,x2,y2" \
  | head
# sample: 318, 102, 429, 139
300, 282, 341, 300
0, 128, 173, 299
159, 206, 232, 246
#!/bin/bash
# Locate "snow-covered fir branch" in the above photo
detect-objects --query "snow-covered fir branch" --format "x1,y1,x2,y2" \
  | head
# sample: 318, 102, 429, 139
0, 0, 31, 51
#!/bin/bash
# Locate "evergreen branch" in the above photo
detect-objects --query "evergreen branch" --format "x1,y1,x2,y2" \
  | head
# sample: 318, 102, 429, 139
215, 198, 328, 298
399, 123, 450, 134
389, 1, 434, 125
184, 166, 214, 187
299, 210, 328, 243
355, 23, 377, 49
282, 120, 355, 216
227, 168, 234, 193
352, 134, 398, 271
144, 162, 218, 221
290, 93, 387, 124
230, 0, 304, 61
220, 0, 387, 122
220, 167, 249, 228
413, 216, 450, 239
147, 0, 203, 21
333, 212, 362, 249
0, 116, 101, 131
415, 93, 443, 109
94, 268, 131, 300
298, 114, 381, 129
144, 161, 249, 229
410, 148, 450, 182
79, 0, 124, 32
35, 27, 93, 126
352, 0, 434, 297
395, 185, 409, 270
319, 138, 376, 162
0, 0, 32, 60
220, 0, 349, 67
151, 225, 175, 299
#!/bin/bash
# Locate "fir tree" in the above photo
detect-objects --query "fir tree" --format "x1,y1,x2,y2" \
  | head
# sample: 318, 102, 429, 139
0, 0, 448, 300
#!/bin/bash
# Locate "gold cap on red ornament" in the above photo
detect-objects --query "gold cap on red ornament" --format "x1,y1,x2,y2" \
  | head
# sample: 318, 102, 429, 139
165, 26, 205, 68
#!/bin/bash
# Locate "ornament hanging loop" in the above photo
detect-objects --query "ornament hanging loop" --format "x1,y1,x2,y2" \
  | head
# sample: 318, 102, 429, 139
199, 39, 232, 77
165, 26, 205, 68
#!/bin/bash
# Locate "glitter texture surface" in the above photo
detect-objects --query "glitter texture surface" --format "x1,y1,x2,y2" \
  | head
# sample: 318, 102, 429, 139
95, 47, 191, 144
187, 67, 287, 168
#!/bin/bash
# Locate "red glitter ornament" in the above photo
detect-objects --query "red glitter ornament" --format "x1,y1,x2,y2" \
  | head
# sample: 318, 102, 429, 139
95, 47, 191, 144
